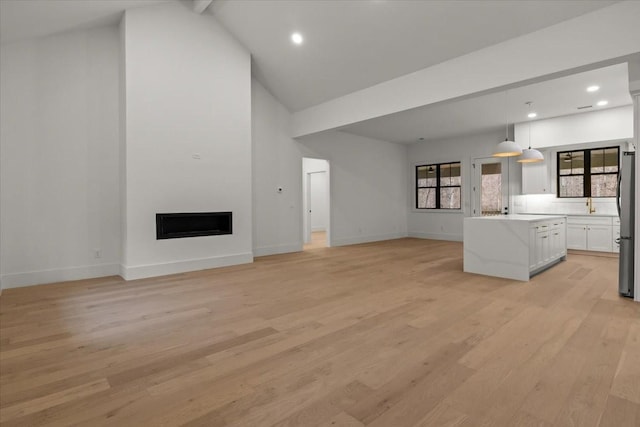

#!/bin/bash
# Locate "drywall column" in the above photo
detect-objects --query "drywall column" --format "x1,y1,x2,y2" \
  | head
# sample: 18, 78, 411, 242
251, 79, 304, 257
121, 3, 252, 279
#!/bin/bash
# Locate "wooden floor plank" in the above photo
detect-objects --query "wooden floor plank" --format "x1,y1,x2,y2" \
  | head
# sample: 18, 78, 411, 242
1, 238, 637, 426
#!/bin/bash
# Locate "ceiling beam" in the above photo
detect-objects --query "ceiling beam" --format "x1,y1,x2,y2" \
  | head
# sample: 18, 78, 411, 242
192, 0, 213, 14
291, 1, 640, 138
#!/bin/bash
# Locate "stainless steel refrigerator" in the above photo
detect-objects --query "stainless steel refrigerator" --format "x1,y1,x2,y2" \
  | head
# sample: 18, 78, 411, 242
617, 151, 635, 298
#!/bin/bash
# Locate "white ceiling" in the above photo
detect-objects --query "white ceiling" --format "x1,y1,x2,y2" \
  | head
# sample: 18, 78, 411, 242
1, 0, 630, 145
340, 63, 633, 144
210, 0, 618, 112
0, 0, 169, 44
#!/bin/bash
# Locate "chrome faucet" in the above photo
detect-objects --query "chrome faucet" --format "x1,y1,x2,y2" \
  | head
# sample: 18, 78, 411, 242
586, 197, 596, 214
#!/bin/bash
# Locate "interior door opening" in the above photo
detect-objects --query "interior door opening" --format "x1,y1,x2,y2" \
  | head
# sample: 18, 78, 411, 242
302, 158, 330, 250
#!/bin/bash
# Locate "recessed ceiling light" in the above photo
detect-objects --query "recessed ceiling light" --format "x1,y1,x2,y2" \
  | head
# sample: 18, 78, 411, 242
291, 32, 303, 45
597, 100, 608, 106
528, 112, 537, 118
586, 85, 600, 92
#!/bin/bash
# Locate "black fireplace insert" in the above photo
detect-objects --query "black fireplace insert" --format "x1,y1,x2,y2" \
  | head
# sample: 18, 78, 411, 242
156, 212, 232, 239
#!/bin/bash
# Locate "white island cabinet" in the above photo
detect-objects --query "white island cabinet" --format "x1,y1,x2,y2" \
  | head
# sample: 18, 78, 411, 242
464, 215, 567, 281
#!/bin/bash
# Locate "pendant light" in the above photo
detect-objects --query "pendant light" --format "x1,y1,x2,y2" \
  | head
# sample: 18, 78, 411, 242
517, 102, 544, 163
493, 91, 522, 157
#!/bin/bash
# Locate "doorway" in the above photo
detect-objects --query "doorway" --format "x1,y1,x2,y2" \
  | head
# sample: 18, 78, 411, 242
472, 157, 509, 216
302, 158, 330, 249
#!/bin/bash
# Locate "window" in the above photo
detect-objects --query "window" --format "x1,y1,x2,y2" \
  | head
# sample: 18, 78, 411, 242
416, 162, 461, 209
557, 146, 619, 198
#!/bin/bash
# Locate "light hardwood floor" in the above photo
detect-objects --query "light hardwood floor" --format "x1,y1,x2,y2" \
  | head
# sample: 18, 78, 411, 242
304, 231, 327, 250
0, 238, 638, 426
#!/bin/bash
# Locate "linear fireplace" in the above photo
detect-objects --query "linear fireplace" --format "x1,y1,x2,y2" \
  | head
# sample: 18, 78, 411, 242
156, 212, 232, 239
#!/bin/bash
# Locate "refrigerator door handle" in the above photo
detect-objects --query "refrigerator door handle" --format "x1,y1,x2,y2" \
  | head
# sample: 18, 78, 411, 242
616, 170, 622, 217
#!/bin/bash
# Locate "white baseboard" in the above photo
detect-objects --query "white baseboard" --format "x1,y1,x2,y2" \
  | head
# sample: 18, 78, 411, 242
311, 227, 326, 232
331, 232, 408, 247
0, 263, 121, 289
120, 252, 254, 281
253, 243, 303, 257
408, 231, 463, 242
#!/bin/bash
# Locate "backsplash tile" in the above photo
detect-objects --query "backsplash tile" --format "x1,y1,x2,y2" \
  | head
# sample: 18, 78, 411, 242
513, 194, 618, 216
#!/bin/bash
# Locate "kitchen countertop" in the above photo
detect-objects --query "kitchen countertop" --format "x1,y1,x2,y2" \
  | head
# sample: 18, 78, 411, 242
518, 212, 618, 218
466, 214, 566, 222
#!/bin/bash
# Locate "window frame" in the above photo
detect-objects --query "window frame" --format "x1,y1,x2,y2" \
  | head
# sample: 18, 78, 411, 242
556, 146, 619, 198
415, 161, 462, 210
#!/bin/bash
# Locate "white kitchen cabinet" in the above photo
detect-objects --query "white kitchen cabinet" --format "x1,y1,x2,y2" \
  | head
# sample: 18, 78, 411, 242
586, 225, 613, 252
566, 216, 614, 252
521, 155, 550, 195
567, 224, 588, 250
536, 230, 550, 267
529, 218, 565, 272
550, 219, 566, 259
613, 225, 620, 253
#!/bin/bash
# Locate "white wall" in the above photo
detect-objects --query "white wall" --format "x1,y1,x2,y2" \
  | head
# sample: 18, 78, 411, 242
513, 107, 633, 216
514, 139, 627, 217
303, 158, 330, 173
252, 80, 408, 253
0, 26, 121, 289
514, 105, 633, 148
299, 132, 408, 246
407, 129, 522, 241
121, 3, 252, 279
252, 79, 303, 256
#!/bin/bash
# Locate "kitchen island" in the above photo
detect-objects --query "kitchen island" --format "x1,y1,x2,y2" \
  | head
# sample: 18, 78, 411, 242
463, 215, 567, 281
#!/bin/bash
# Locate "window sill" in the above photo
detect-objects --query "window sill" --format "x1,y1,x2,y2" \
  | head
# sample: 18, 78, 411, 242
412, 209, 464, 214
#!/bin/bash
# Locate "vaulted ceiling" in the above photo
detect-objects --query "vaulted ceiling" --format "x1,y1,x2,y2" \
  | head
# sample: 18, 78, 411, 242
0, 0, 170, 44
210, 0, 618, 111
2, 0, 632, 144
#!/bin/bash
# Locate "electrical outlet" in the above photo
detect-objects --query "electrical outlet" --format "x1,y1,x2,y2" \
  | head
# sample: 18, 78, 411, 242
94, 249, 101, 259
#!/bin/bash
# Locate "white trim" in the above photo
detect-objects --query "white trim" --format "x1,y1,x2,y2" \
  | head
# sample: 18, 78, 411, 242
120, 252, 253, 281
408, 231, 463, 242
1, 263, 120, 289
411, 209, 464, 214
331, 232, 408, 247
253, 243, 303, 257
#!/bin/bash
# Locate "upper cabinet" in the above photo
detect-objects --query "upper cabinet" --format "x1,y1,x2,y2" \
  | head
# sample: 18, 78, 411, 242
521, 152, 550, 195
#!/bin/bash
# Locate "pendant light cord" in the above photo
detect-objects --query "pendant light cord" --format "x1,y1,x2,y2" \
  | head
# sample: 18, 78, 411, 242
527, 102, 532, 149
505, 91, 509, 140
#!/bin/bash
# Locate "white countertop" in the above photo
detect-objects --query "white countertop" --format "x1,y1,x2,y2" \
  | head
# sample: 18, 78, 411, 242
465, 214, 566, 222
518, 212, 618, 218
